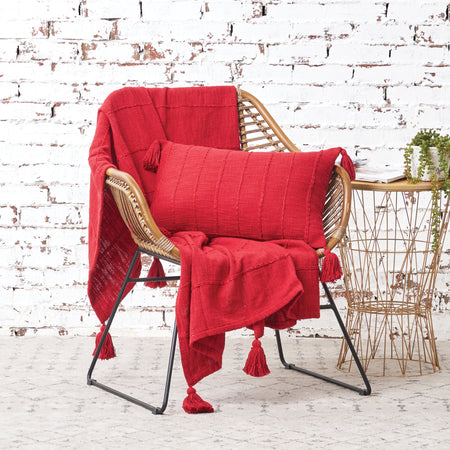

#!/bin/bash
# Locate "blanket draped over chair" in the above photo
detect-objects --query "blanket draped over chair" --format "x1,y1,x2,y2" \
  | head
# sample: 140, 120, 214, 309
88, 86, 242, 324
88, 86, 337, 413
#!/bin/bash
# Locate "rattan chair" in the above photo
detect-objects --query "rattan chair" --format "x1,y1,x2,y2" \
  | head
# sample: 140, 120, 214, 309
87, 89, 371, 414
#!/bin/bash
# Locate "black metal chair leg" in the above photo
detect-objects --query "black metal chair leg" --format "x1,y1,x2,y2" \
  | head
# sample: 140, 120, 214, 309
275, 282, 371, 396
87, 248, 180, 414
88, 249, 140, 381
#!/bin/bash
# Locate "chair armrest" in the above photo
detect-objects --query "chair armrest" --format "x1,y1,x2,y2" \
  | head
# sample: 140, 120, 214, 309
320, 165, 352, 254
105, 167, 180, 262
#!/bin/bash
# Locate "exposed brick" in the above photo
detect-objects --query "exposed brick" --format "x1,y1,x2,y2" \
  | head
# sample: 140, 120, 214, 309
139, 0, 203, 22
231, 22, 292, 43
168, 21, 231, 41
266, 41, 328, 65
0, 1, 79, 21
293, 104, 406, 129
238, 63, 293, 83
0, 101, 52, 121
20, 205, 86, 228
204, 43, 261, 63
387, 2, 448, 24
267, 2, 386, 23
389, 85, 450, 105
415, 24, 450, 45
0, 185, 49, 207
291, 64, 353, 85
82, 0, 141, 20
200, 1, 255, 22
0, 0, 449, 338
352, 23, 415, 45
352, 65, 435, 86
327, 43, 390, 65
390, 45, 450, 65
16, 82, 81, 103
52, 19, 117, 41
172, 62, 233, 83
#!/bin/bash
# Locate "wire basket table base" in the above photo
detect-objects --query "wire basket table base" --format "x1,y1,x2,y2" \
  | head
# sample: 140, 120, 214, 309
338, 182, 449, 377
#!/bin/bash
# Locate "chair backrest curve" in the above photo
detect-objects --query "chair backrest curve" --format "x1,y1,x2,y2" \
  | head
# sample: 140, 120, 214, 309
105, 88, 352, 258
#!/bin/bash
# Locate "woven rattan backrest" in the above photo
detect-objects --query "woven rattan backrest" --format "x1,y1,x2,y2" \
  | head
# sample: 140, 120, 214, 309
105, 88, 351, 257
237, 90, 298, 153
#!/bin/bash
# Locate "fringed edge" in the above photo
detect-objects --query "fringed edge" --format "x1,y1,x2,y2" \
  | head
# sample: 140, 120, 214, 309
93, 323, 116, 360
182, 386, 214, 414
145, 257, 168, 288
243, 322, 270, 377
143, 139, 162, 172
320, 248, 343, 283
243, 338, 270, 377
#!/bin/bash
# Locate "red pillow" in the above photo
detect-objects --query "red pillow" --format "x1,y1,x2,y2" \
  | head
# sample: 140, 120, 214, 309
149, 140, 343, 248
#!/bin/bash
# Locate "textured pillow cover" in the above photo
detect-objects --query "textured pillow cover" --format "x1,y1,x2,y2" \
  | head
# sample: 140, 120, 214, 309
149, 140, 343, 249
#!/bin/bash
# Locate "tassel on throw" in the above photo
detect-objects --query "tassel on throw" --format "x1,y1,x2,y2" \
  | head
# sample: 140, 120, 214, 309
339, 148, 355, 181
143, 139, 162, 172
243, 338, 270, 377
93, 323, 116, 360
145, 257, 168, 288
182, 386, 214, 414
320, 248, 343, 283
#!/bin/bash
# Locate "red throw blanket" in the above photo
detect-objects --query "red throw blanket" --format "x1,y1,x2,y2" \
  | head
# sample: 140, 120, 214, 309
170, 232, 319, 387
88, 86, 322, 413
88, 86, 241, 323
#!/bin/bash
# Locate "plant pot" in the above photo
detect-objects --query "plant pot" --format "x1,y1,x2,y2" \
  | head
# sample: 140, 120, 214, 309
410, 146, 450, 181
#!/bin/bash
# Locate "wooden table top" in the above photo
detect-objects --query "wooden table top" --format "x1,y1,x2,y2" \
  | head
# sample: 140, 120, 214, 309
352, 179, 434, 192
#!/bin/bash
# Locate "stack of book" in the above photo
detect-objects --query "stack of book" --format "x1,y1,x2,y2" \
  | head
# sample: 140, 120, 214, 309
353, 158, 406, 183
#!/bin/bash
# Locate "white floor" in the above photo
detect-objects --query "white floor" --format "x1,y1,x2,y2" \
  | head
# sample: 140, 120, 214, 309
1, 335, 450, 449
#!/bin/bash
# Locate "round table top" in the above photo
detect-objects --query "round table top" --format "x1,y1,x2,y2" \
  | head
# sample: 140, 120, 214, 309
352, 179, 435, 192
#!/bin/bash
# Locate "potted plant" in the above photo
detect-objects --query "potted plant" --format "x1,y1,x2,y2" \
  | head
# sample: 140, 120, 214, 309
403, 129, 450, 252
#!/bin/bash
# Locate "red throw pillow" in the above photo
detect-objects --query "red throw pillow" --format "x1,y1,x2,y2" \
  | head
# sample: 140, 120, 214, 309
148, 140, 344, 248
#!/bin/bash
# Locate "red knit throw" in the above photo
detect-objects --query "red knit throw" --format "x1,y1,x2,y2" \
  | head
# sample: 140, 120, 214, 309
88, 86, 241, 326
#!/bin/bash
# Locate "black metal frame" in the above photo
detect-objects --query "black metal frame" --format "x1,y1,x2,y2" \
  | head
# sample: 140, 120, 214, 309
87, 248, 181, 415
87, 250, 371, 414
275, 282, 371, 396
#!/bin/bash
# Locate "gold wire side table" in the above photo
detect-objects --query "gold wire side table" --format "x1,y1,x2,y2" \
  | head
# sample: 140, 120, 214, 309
338, 180, 449, 377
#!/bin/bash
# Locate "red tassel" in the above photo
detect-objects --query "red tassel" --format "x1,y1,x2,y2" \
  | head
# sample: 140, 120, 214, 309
339, 148, 355, 181
143, 140, 161, 172
320, 248, 343, 282
243, 338, 270, 377
182, 386, 214, 414
145, 258, 168, 288
93, 323, 116, 360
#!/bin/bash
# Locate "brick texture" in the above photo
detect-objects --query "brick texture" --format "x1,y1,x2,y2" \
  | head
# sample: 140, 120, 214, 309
1, 0, 449, 337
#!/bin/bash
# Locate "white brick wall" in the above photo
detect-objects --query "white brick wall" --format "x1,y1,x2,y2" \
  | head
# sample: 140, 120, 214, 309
1, 0, 449, 338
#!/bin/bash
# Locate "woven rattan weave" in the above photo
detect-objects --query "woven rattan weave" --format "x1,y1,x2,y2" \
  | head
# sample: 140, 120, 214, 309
338, 180, 450, 377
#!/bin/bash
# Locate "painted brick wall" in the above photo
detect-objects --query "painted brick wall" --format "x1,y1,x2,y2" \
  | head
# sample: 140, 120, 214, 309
1, 0, 449, 338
